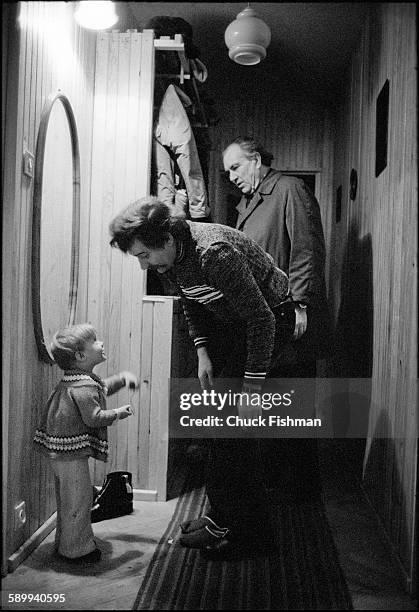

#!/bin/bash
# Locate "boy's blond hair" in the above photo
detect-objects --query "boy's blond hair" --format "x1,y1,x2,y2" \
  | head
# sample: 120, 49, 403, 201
51, 323, 97, 370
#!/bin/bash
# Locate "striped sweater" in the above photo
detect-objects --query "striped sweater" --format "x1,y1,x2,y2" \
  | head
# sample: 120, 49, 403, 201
33, 371, 125, 462
167, 221, 289, 382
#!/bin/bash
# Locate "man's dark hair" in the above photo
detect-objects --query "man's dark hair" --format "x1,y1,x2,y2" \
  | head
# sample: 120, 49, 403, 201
230, 136, 274, 166
109, 196, 187, 252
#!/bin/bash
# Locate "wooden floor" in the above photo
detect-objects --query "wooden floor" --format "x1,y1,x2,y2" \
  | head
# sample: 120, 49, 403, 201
2, 444, 417, 611
1, 499, 178, 610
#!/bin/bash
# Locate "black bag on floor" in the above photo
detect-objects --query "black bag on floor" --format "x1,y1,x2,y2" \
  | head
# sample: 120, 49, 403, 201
91, 471, 133, 523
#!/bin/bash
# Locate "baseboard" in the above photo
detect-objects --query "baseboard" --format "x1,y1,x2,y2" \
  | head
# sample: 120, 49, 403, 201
7, 513, 56, 573
133, 488, 158, 502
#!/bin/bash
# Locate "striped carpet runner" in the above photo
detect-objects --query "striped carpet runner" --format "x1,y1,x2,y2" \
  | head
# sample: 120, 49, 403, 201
133, 466, 353, 610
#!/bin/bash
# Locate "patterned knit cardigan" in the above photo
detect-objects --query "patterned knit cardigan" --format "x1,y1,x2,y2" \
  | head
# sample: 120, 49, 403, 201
34, 371, 125, 462
167, 221, 289, 383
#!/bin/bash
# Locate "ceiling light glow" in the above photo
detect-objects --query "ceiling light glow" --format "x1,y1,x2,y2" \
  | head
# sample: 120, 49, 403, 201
74, 1, 118, 31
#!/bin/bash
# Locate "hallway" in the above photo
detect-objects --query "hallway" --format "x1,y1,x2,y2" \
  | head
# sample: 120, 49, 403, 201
1, 441, 416, 610
3, 2, 416, 594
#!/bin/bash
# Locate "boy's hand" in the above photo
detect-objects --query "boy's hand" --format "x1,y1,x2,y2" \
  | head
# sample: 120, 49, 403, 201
114, 404, 133, 420
120, 371, 139, 389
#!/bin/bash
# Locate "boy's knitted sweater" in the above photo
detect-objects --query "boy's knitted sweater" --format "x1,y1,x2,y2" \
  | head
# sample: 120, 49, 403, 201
34, 371, 125, 462
166, 221, 289, 382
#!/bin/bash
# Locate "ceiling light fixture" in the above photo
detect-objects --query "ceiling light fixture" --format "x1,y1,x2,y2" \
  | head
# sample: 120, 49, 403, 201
74, 1, 118, 31
224, 4, 271, 66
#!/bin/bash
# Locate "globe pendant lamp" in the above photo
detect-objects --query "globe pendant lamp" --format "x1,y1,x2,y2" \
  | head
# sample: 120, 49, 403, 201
224, 5, 271, 66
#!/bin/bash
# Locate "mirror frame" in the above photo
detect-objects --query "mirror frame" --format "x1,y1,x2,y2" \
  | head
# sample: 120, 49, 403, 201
32, 90, 81, 364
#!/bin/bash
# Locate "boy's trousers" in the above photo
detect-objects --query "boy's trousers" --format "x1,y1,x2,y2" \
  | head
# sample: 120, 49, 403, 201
50, 457, 96, 558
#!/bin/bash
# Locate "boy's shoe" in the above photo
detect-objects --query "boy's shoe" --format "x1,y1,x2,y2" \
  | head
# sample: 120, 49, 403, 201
58, 548, 101, 564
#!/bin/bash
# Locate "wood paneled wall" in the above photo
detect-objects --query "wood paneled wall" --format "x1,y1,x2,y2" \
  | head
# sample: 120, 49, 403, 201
138, 297, 175, 500
137, 297, 198, 500
329, 3, 417, 589
2, 2, 97, 565
85, 30, 154, 488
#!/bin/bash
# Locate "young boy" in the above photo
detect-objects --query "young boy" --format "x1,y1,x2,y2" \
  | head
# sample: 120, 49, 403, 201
34, 323, 138, 564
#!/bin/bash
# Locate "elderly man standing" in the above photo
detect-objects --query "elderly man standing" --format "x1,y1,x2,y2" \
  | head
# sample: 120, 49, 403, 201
223, 136, 332, 499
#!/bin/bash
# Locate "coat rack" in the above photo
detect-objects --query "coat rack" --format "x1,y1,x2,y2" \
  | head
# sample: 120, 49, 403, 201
154, 34, 208, 128
154, 34, 189, 83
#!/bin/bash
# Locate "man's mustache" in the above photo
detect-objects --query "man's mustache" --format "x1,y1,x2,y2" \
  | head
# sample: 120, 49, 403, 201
148, 265, 169, 273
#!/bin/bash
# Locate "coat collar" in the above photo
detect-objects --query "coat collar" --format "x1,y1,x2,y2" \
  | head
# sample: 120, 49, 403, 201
63, 370, 107, 391
236, 168, 281, 223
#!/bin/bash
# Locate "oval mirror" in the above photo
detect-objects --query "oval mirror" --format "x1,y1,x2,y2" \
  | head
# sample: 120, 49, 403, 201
32, 91, 80, 363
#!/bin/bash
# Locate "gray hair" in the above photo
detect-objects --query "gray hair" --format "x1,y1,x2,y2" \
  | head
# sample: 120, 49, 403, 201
225, 136, 274, 166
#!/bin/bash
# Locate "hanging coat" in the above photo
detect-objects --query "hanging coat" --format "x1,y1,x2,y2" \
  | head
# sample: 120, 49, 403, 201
153, 84, 210, 219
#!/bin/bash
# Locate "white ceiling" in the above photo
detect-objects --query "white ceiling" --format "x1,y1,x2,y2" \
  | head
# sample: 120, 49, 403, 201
121, 2, 368, 91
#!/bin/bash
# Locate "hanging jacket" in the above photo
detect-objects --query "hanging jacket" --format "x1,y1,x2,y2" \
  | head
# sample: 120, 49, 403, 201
153, 84, 210, 219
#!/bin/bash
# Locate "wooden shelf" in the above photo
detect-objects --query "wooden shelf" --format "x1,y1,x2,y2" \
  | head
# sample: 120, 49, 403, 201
154, 34, 189, 79
154, 34, 208, 128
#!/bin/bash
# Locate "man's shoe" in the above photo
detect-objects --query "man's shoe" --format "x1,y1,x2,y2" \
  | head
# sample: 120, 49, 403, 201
58, 548, 101, 564
180, 515, 224, 534
179, 525, 229, 549
200, 538, 237, 560
201, 537, 275, 561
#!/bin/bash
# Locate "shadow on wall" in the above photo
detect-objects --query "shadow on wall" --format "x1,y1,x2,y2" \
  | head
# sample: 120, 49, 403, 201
212, 169, 241, 227
334, 221, 373, 378
331, 221, 374, 477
